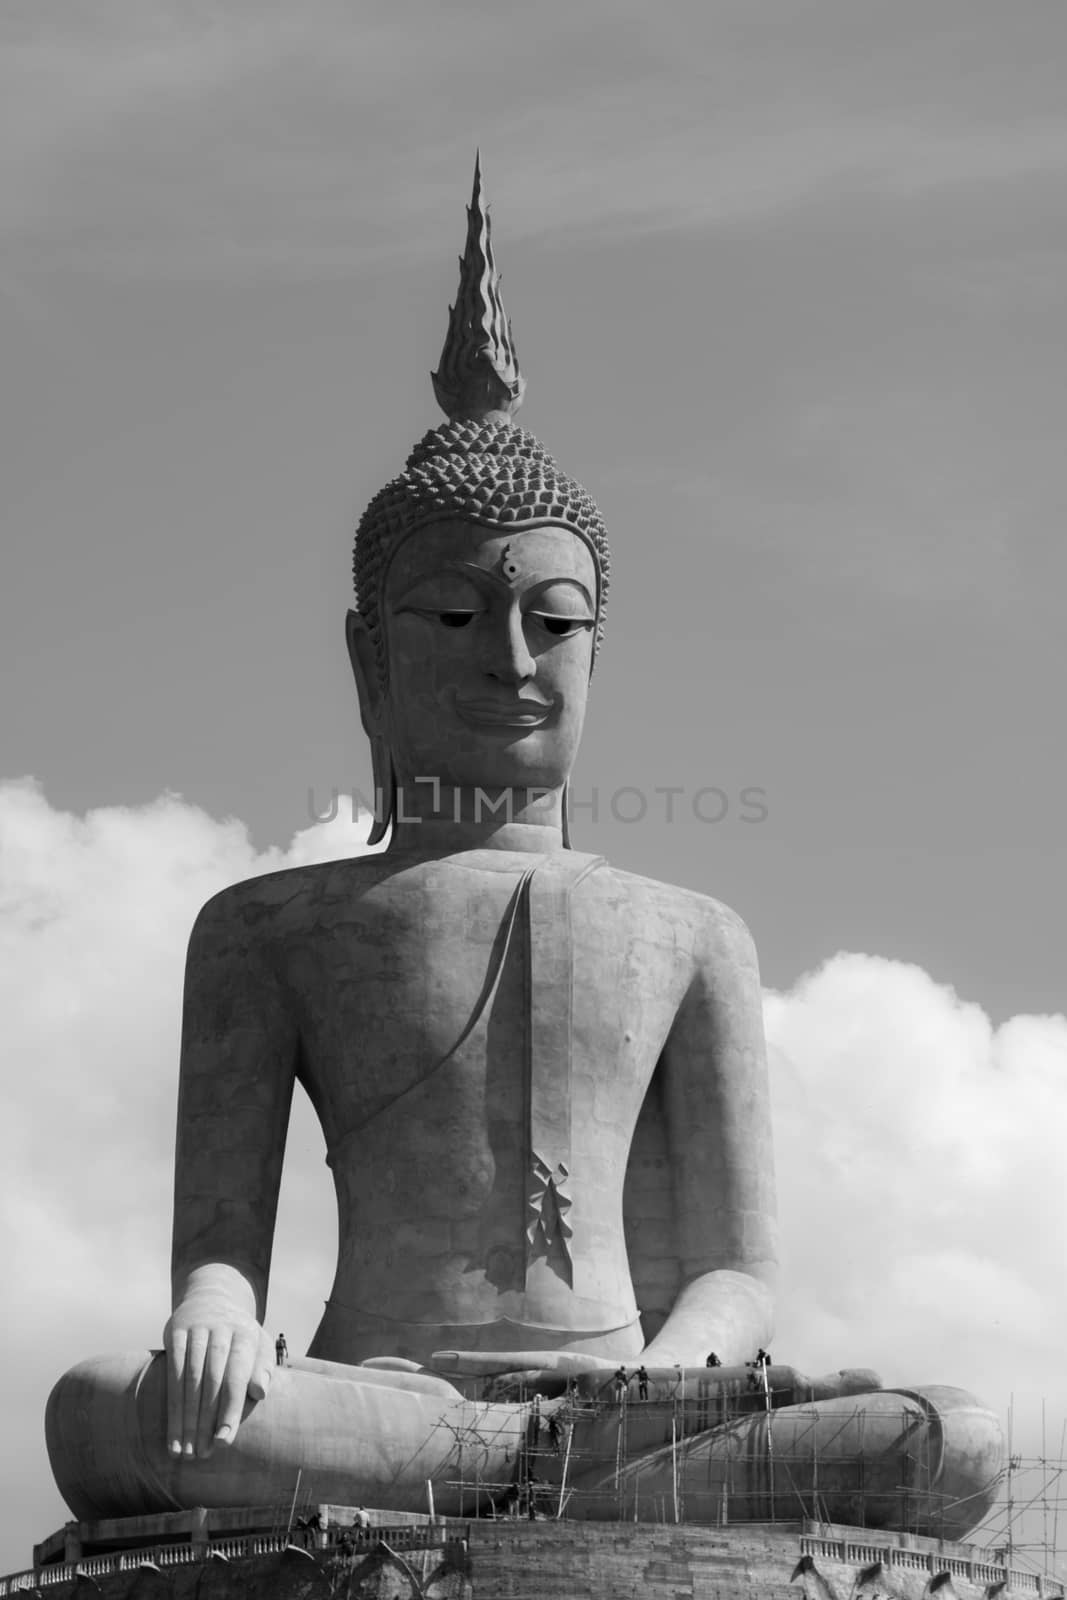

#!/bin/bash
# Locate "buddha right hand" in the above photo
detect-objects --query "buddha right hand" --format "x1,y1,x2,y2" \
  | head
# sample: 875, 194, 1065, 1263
163, 1264, 275, 1461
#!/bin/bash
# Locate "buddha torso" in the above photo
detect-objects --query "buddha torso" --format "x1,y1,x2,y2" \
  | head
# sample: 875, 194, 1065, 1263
190, 846, 733, 1366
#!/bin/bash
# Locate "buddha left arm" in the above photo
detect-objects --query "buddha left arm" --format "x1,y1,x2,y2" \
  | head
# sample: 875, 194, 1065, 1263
639, 905, 777, 1367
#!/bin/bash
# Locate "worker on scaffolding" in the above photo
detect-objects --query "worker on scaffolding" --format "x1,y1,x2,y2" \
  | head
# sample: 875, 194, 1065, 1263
744, 1348, 772, 1396
613, 1366, 629, 1402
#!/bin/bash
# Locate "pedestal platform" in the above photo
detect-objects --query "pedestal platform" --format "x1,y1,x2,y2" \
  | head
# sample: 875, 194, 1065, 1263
3, 1515, 1063, 1600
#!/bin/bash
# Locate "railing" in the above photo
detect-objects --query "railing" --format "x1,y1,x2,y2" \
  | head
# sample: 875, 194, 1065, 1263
799, 1534, 1065, 1596
0, 1525, 466, 1597
5, 1526, 1059, 1599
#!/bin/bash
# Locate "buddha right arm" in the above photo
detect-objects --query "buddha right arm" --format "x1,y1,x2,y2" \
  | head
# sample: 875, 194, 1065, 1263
166, 887, 299, 1461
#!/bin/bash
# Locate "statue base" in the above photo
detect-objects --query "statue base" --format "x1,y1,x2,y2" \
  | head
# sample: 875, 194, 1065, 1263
8, 1514, 1064, 1600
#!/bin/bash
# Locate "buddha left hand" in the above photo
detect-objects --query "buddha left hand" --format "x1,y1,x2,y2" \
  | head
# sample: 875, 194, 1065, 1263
164, 1263, 276, 1459
433, 1272, 777, 1388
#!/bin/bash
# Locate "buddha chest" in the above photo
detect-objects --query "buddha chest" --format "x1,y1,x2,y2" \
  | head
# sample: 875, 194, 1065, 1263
281, 853, 695, 1312
289, 853, 685, 1147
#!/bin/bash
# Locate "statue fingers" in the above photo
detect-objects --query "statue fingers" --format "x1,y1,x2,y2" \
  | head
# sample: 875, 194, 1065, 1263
214, 1330, 268, 1444
181, 1328, 210, 1457
194, 1329, 232, 1459
246, 1329, 275, 1402
165, 1325, 187, 1457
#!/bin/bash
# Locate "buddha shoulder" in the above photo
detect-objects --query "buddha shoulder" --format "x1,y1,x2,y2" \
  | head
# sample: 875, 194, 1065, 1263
186, 858, 758, 985
186, 856, 390, 950
587, 864, 760, 981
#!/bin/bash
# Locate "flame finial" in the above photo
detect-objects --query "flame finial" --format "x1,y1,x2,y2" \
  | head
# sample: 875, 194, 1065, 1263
431, 154, 526, 424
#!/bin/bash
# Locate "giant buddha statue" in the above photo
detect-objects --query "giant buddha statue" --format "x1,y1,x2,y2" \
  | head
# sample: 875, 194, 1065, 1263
47, 161, 1002, 1541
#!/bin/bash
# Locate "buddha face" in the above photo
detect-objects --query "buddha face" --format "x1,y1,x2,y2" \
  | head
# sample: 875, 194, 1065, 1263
359, 518, 598, 793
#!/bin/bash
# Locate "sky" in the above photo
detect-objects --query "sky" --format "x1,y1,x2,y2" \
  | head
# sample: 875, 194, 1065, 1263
2, 0, 1066, 1577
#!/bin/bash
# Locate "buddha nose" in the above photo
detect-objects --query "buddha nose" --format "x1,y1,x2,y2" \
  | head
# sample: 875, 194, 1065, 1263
485, 608, 536, 685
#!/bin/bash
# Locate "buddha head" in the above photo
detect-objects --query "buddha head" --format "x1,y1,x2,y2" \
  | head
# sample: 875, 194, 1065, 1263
348, 159, 611, 843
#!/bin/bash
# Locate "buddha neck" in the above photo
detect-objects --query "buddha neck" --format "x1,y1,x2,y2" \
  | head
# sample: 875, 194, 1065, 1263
387, 782, 566, 857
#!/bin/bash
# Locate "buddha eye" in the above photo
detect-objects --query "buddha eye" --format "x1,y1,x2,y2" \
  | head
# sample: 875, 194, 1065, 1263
529, 612, 595, 638
437, 611, 478, 629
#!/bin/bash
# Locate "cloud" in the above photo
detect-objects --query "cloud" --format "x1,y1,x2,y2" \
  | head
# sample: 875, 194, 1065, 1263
2, 782, 1064, 1569
767, 956, 1067, 1556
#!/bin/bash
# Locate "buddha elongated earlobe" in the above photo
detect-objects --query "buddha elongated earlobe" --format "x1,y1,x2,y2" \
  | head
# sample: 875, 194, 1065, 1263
347, 608, 395, 846
365, 734, 396, 848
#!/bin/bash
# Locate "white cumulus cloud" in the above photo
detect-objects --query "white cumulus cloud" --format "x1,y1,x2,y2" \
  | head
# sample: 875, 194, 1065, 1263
767, 955, 1067, 1563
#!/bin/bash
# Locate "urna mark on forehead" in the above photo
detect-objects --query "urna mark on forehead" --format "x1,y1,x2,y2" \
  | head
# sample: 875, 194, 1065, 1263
384, 519, 598, 610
